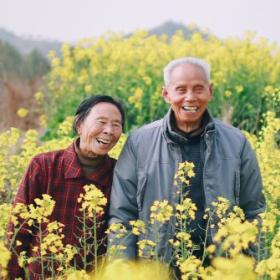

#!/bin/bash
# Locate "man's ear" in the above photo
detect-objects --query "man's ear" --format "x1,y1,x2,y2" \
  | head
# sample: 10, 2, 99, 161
162, 86, 170, 104
209, 83, 214, 99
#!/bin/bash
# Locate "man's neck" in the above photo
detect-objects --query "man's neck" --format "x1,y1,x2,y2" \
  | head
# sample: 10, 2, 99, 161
171, 112, 208, 138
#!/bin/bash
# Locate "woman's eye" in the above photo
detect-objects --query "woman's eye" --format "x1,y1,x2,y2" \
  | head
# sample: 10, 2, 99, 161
113, 123, 121, 128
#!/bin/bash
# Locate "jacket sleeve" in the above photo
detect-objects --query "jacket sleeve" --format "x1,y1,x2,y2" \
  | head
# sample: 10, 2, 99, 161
7, 157, 43, 279
239, 138, 266, 219
239, 138, 266, 259
108, 135, 138, 258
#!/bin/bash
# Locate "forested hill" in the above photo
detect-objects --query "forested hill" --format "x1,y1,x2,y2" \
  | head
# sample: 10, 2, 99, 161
0, 28, 61, 56
148, 20, 210, 39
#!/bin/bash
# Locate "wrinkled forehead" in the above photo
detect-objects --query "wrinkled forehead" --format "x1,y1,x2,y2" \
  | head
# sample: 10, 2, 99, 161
88, 102, 122, 120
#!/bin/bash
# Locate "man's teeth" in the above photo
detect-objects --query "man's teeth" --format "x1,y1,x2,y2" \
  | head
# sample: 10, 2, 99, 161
183, 106, 198, 112
97, 139, 111, 144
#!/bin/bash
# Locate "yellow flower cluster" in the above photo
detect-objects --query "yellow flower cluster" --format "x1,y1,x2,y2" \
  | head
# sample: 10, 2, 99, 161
150, 200, 173, 224
174, 161, 195, 188
129, 220, 146, 236
178, 255, 203, 280
214, 218, 258, 256
256, 229, 280, 279
57, 116, 75, 137
171, 232, 192, 250
11, 194, 55, 226
78, 184, 107, 217
39, 222, 65, 256
95, 259, 170, 280
137, 239, 156, 257
0, 241, 11, 277
211, 255, 256, 280
176, 198, 197, 221
17, 108, 29, 118
106, 223, 127, 239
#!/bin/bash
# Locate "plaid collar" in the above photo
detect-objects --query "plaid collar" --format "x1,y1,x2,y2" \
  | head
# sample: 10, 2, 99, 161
63, 141, 116, 186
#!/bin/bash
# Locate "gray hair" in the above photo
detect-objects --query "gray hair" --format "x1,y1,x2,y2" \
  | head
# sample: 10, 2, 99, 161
163, 57, 211, 86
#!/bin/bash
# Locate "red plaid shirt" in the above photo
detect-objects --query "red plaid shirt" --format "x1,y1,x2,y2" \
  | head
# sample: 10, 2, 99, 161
7, 142, 116, 279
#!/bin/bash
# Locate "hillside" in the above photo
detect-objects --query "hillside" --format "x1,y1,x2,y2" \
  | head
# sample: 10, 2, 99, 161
0, 28, 61, 57
0, 21, 211, 57
149, 20, 210, 38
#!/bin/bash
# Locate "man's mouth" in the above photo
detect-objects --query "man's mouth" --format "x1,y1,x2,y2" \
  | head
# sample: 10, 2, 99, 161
96, 138, 111, 145
182, 106, 199, 112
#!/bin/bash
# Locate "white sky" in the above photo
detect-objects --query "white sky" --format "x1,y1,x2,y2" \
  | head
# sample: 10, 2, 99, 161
0, 0, 279, 44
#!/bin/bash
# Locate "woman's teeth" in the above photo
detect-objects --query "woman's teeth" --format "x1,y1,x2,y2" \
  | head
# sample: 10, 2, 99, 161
97, 138, 110, 144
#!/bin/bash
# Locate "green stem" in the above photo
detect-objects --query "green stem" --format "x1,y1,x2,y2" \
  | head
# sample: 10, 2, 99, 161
83, 209, 87, 269
51, 254, 55, 279
8, 220, 27, 250
39, 223, 45, 280
93, 211, 98, 276
201, 212, 212, 264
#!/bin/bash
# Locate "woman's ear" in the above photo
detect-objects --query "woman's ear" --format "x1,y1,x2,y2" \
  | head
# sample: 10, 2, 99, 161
76, 123, 82, 135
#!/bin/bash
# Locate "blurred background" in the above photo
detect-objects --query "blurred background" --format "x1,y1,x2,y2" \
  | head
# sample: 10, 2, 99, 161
0, 0, 279, 135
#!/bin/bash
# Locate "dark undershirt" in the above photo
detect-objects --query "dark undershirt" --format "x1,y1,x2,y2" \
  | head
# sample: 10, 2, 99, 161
168, 112, 209, 254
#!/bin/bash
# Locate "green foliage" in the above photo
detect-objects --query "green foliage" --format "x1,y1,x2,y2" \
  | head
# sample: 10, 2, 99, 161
42, 32, 280, 136
0, 41, 50, 81
24, 50, 50, 79
0, 41, 23, 79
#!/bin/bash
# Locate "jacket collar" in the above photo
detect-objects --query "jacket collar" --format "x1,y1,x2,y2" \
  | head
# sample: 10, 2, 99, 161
162, 108, 215, 144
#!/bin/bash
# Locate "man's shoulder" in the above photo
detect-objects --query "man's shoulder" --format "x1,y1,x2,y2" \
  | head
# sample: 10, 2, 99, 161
131, 119, 163, 137
126, 120, 163, 147
213, 119, 246, 142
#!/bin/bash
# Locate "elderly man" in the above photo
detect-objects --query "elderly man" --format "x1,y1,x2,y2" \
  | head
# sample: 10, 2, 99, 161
108, 57, 265, 262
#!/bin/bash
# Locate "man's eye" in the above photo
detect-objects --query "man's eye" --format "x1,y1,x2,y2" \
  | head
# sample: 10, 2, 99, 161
176, 88, 185, 93
194, 86, 204, 92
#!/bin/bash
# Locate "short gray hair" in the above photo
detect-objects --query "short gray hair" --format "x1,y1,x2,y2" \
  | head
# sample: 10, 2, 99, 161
163, 57, 211, 86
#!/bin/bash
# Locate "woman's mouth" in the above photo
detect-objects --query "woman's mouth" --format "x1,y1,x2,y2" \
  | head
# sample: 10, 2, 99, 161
96, 138, 111, 144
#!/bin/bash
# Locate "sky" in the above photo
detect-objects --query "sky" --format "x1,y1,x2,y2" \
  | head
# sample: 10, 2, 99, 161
0, 0, 279, 44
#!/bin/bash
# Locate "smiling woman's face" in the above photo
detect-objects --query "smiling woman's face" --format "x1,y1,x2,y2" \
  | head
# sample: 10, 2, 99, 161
77, 102, 123, 157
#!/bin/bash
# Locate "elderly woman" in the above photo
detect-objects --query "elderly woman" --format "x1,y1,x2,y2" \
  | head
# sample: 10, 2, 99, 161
8, 95, 125, 279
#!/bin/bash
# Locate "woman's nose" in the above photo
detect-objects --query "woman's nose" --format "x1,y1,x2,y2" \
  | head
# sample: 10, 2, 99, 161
103, 124, 113, 134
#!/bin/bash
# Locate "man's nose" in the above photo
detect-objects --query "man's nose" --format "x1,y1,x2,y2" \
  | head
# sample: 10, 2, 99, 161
184, 90, 196, 101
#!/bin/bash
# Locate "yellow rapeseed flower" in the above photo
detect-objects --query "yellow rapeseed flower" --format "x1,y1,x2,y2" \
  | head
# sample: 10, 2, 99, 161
78, 184, 107, 217
150, 200, 173, 224
130, 220, 146, 235
17, 108, 29, 118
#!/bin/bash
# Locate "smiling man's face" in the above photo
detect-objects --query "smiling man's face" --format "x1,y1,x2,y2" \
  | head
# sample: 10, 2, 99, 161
162, 63, 213, 133
77, 102, 122, 157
